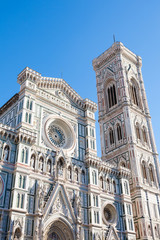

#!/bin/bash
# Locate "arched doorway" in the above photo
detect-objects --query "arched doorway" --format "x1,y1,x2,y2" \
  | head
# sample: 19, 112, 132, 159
48, 231, 61, 240
14, 227, 22, 239
44, 220, 74, 240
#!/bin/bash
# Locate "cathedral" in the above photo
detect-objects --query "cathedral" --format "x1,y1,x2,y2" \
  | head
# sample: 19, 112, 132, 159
0, 42, 160, 240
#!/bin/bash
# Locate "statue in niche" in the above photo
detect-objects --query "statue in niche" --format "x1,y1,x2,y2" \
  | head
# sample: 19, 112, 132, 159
31, 155, 36, 169
74, 192, 81, 221
57, 159, 63, 176
47, 160, 51, 173
37, 182, 44, 212
3, 145, 9, 161
39, 158, 44, 172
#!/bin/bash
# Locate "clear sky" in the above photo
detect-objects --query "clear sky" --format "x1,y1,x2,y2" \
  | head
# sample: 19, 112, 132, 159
0, 0, 160, 157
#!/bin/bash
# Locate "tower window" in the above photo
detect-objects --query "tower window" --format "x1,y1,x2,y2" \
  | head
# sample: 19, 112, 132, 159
107, 84, 117, 108
149, 164, 154, 182
117, 123, 122, 141
142, 127, 148, 143
142, 161, 147, 180
130, 79, 140, 107
135, 124, 141, 140
109, 128, 115, 145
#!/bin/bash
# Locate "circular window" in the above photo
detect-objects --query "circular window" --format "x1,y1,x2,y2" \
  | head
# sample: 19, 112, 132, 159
43, 116, 76, 151
103, 203, 117, 225
48, 125, 65, 147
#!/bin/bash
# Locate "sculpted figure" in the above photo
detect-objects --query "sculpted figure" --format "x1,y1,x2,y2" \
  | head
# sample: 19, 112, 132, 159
74, 192, 81, 221
3, 146, 9, 161
58, 159, 63, 176
37, 182, 44, 212
39, 158, 44, 172
31, 155, 35, 169
47, 160, 51, 173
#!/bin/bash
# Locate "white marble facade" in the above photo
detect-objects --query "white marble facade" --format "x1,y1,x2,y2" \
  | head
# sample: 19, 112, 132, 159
0, 42, 158, 240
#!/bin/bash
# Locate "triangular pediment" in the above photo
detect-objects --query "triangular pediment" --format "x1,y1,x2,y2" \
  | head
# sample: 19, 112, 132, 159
106, 226, 119, 240
38, 78, 84, 109
43, 183, 76, 224
56, 149, 66, 160
104, 67, 115, 79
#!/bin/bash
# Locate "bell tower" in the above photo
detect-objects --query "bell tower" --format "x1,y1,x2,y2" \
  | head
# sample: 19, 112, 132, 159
93, 42, 160, 239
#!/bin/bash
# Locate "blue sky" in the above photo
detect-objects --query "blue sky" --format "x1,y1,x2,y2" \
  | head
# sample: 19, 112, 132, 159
0, 0, 160, 156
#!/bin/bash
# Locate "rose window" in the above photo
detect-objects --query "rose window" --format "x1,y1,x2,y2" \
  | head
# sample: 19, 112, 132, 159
103, 204, 117, 225
48, 125, 65, 147
43, 116, 76, 151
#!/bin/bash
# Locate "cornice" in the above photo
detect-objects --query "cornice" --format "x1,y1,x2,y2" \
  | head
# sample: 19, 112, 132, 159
17, 67, 97, 113
0, 124, 37, 145
92, 42, 142, 71
0, 93, 19, 116
85, 152, 130, 178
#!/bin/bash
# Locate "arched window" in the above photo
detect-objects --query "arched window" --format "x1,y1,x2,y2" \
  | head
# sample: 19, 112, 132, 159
22, 176, 26, 189
113, 180, 116, 193
14, 228, 22, 239
68, 166, 72, 180
21, 194, 24, 208
92, 170, 97, 185
120, 161, 126, 167
21, 148, 28, 163
21, 149, 25, 163
26, 99, 30, 109
107, 178, 110, 191
96, 196, 98, 207
142, 127, 148, 143
100, 176, 103, 189
107, 84, 117, 108
142, 161, 147, 180
109, 128, 114, 145
29, 114, 32, 124
75, 169, 78, 181
25, 112, 28, 122
135, 124, 141, 140
17, 193, 20, 208
124, 181, 129, 195
81, 170, 85, 184
149, 164, 154, 182
93, 195, 96, 206
30, 101, 33, 110
19, 175, 22, 188
117, 124, 122, 141
130, 80, 139, 106
25, 149, 28, 163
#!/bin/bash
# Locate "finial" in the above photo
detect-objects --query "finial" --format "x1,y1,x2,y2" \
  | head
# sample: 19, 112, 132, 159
113, 34, 115, 43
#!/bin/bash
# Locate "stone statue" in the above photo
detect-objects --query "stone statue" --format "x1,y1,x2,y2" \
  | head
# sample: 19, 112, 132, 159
74, 192, 81, 221
47, 160, 51, 173
3, 146, 9, 161
37, 182, 44, 212
39, 158, 43, 172
58, 160, 63, 176
31, 155, 35, 169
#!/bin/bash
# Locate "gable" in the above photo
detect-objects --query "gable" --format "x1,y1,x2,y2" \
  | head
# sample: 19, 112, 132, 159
43, 183, 76, 224
106, 226, 120, 240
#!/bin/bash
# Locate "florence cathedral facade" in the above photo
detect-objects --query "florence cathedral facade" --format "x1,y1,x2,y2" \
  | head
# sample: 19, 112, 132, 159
0, 42, 160, 240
